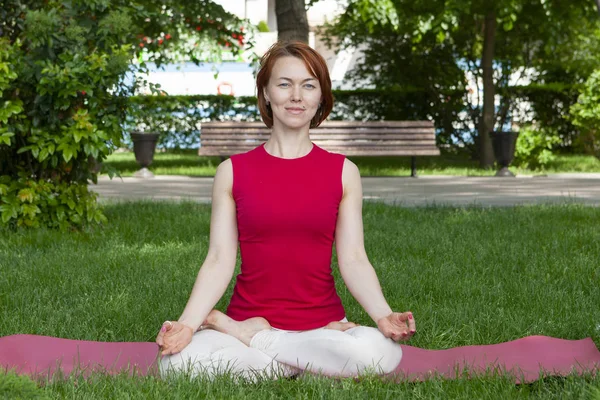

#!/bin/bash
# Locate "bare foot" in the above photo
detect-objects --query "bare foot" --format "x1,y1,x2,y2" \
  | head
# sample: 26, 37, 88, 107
203, 310, 271, 346
324, 321, 359, 331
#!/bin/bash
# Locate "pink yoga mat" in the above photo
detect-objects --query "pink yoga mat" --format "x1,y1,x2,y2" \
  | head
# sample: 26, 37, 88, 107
1, 334, 599, 383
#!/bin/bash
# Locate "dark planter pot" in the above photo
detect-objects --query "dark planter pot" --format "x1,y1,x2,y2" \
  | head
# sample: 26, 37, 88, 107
131, 132, 159, 178
490, 131, 519, 177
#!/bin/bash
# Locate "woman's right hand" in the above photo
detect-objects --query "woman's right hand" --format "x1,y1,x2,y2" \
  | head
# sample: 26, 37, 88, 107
156, 321, 195, 356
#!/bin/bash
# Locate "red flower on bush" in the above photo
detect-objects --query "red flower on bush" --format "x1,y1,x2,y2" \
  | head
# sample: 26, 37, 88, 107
165, 33, 172, 40
81, 91, 86, 96
196, 26, 202, 31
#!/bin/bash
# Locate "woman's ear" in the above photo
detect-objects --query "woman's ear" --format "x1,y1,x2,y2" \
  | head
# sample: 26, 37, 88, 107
263, 88, 270, 104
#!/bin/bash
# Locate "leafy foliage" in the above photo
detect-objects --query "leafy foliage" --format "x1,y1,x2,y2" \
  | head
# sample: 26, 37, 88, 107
570, 69, 600, 160
500, 84, 581, 150
321, 0, 600, 158
0, 0, 248, 229
0, 370, 48, 400
513, 125, 562, 169
0, 175, 106, 229
126, 95, 260, 149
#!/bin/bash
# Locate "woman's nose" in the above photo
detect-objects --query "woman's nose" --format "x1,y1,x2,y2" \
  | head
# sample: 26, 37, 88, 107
291, 86, 301, 101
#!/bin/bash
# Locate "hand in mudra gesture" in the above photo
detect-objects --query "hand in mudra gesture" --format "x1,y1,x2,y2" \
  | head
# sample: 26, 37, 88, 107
377, 312, 416, 342
156, 321, 194, 356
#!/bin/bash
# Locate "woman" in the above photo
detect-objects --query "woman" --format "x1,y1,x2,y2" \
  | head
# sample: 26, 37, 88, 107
156, 41, 416, 380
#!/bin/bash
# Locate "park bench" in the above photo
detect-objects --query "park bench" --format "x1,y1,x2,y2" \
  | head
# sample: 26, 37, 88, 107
198, 120, 439, 177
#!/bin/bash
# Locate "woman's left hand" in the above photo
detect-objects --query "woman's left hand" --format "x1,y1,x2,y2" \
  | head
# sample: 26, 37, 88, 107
377, 311, 416, 342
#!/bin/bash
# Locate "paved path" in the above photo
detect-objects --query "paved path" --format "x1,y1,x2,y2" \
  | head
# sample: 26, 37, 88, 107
93, 174, 600, 207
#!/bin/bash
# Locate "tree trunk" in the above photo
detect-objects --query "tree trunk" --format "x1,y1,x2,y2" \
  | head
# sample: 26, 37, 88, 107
479, 11, 496, 168
596, 0, 600, 16
275, 0, 309, 43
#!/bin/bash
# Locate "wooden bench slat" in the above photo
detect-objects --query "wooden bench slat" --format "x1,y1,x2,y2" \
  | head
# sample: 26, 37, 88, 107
201, 140, 437, 147
201, 121, 434, 128
201, 128, 436, 136
200, 133, 436, 140
321, 148, 441, 154
197, 147, 441, 156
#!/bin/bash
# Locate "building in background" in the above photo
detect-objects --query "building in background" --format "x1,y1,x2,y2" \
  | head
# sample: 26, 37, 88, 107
140, 0, 360, 96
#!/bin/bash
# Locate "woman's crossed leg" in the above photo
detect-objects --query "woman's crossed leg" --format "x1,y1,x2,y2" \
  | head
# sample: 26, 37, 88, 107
160, 311, 402, 379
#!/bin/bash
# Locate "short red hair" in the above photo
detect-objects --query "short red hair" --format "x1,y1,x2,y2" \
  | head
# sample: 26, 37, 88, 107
256, 41, 333, 129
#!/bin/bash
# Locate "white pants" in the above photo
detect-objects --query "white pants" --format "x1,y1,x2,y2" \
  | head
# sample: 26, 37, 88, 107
159, 322, 403, 380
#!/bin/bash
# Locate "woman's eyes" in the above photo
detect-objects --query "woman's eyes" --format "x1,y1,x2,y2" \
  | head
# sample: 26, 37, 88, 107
278, 83, 316, 89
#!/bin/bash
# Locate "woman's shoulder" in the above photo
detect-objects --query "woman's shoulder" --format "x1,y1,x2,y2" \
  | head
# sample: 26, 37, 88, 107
214, 158, 233, 191
314, 144, 346, 161
229, 145, 262, 163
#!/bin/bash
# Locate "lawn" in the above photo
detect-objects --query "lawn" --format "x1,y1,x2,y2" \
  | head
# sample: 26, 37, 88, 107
102, 150, 600, 177
1, 202, 600, 398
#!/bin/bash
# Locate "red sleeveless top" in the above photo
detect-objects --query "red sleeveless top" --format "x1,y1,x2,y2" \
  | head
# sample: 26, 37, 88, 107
226, 142, 346, 330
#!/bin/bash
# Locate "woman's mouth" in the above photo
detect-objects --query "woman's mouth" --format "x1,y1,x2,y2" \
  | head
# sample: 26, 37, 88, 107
286, 107, 305, 115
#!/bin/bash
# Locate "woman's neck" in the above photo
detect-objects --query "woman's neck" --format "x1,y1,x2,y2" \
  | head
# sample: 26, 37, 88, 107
265, 122, 313, 159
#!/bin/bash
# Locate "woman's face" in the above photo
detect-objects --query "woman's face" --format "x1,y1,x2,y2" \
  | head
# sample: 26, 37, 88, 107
263, 56, 322, 131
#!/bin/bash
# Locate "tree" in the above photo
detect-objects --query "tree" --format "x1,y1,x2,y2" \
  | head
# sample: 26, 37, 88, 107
0, 0, 248, 228
275, 0, 309, 43
324, 0, 599, 167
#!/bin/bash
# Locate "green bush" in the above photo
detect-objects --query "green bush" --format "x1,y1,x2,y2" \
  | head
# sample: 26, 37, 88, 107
126, 95, 260, 149
503, 84, 581, 151
0, 4, 135, 230
331, 88, 467, 147
513, 125, 561, 170
570, 69, 600, 159
0, 175, 106, 229
0, 1, 247, 230
0, 371, 49, 400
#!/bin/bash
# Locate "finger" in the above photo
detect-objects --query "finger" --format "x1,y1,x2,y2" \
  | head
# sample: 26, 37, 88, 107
407, 312, 416, 334
161, 343, 176, 356
163, 322, 174, 332
382, 328, 394, 339
394, 312, 412, 323
171, 342, 187, 355
156, 329, 166, 346
162, 341, 186, 356
162, 335, 179, 349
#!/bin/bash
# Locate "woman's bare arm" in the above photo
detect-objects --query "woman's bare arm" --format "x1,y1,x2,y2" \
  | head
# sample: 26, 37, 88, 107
335, 159, 393, 323
177, 159, 239, 331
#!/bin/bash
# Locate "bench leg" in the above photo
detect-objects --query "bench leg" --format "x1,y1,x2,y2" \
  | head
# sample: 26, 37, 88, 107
411, 157, 418, 178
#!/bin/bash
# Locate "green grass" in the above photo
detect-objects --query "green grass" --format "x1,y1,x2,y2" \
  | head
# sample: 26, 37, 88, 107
1, 202, 600, 398
103, 150, 600, 177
